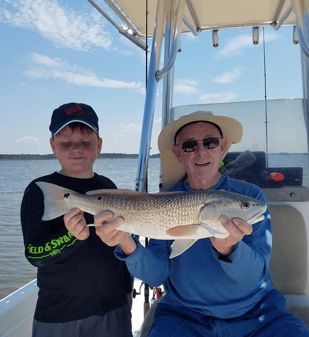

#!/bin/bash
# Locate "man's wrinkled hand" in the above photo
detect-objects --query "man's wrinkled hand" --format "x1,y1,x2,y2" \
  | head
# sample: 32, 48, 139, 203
210, 217, 253, 256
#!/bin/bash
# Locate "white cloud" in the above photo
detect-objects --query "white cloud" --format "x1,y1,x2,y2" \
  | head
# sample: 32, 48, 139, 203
32, 53, 63, 67
0, 0, 112, 51
213, 68, 244, 84
15, 136, 40, 143
218, 32, 278, 58
25, 53, 145, 94
121, 123, 141, 133
174, 80, 198, 94
199, 92, 237, 103
115, 118, 160, 141
218, 35, 252, 58
114, 122, 141, 141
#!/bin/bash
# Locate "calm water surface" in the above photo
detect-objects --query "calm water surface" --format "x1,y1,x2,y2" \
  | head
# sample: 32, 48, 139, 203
0, 158, 160, 300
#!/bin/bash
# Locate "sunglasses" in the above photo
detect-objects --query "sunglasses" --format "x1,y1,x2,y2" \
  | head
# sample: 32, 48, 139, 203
177, 137, 221, 153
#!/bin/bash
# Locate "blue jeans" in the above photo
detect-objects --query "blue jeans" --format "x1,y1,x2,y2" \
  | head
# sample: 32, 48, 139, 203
149, 290, 309, 337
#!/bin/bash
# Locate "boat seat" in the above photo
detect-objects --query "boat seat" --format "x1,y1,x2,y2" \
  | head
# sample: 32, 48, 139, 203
269, 204, 308, 295
140, 299, 160, 337
140, 204, 308, 336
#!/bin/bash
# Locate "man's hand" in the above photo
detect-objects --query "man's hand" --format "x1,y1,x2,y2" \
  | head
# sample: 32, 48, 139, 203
64, 208, 90, 240
94, 212, 137, 256
210, 217, 253, 256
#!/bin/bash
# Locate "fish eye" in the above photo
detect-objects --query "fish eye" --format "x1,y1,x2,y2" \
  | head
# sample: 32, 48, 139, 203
241, 202, 251, 210
64, 193, 70, 199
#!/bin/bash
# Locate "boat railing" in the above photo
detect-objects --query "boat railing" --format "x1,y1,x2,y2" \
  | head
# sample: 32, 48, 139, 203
0, 279, 38, 336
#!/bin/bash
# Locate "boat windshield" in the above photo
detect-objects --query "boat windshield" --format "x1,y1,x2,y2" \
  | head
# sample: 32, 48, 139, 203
172, 98, 309, 189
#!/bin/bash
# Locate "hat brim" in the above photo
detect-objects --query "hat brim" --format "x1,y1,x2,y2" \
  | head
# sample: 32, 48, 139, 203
158, 113, 243, 190
51, 119, 98, 135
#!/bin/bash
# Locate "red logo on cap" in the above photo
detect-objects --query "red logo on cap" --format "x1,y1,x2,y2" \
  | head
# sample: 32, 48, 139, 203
65, 105, 84, 116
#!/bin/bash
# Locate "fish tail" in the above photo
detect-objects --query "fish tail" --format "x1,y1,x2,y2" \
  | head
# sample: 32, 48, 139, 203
36, 181, 73, 221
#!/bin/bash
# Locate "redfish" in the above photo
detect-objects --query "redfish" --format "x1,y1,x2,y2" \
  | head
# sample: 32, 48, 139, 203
36, 181, 267, 258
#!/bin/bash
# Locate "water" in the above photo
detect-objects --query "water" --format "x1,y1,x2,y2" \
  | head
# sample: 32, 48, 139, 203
0, 158, 160, 300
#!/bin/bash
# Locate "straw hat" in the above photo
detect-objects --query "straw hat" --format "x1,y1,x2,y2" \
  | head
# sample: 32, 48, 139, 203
158, 111, 243, 189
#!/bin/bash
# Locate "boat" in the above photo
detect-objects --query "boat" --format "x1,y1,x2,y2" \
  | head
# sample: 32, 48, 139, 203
1, 0, 309, 335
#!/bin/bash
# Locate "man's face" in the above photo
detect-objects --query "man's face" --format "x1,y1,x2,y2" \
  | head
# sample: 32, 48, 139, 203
50, 125, 102, 178
172, 122, 228, 189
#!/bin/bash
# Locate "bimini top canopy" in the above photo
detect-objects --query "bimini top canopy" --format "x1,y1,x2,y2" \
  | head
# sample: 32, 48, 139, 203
96, 0, 295, 39
88, 0, 309, 194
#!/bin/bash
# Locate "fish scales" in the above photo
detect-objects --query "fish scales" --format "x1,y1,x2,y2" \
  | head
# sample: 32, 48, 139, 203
67, 191, 208, 229
36, 181, 267, 257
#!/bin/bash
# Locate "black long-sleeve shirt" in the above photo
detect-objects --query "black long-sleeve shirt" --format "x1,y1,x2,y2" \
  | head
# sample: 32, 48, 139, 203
21, 172, 132, 323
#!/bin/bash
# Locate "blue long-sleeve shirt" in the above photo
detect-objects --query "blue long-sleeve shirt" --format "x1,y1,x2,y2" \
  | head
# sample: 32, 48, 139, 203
115, 175, 274, 319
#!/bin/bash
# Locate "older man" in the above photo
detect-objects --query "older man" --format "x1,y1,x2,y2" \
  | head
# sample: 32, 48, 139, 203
95, 111, 309, 336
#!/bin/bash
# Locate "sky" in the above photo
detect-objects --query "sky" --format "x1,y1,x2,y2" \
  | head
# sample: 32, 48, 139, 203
0, 0, 305, 155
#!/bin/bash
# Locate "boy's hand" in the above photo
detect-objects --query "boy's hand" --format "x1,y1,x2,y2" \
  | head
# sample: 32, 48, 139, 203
64, 208, 90, 240
95, 212, 137, 256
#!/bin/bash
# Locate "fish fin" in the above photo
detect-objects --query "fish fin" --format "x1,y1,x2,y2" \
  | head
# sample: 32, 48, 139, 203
200, 223, 229, 238
86, 189, 140, 196
170, 239, 197, 258
166, 224, 200, 237
152, 191, 185, 195
36, 182, 73, 221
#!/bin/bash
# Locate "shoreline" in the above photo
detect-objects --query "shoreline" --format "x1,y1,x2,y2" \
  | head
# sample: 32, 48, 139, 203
0, 154, 160, 161
0, 152, 305, 161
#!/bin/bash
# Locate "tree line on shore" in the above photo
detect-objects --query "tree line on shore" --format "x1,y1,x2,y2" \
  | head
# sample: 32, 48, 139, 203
0, 153, 160, 161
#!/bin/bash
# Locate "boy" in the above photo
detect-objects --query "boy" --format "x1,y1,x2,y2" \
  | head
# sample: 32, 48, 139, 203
21, 103, 132, 337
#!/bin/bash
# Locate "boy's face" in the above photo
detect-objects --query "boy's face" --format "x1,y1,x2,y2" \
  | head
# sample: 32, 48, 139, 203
50, 125, 102, 178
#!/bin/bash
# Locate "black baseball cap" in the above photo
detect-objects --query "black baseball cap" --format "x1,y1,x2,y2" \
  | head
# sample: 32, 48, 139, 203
49, 103, 99, 135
